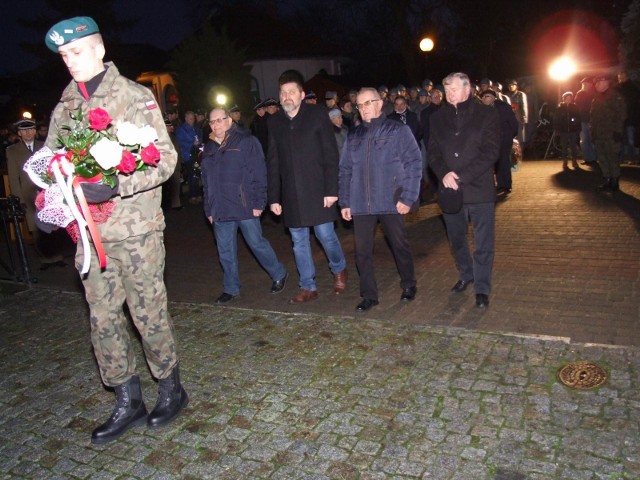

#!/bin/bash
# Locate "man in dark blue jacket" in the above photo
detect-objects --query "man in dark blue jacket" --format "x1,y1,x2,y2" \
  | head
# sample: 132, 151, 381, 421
429, 73, 500, 308
339, 88, 422, 312
201, 108, 288, 304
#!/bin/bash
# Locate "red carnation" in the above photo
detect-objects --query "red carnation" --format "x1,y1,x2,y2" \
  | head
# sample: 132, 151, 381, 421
140, 143, 160, 166
116, 150, 137, 174
88, 108, 112, 131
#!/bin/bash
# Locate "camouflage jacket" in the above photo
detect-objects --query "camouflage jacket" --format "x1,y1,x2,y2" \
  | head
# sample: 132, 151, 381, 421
46, 62, 177, 242
508, 90, 528, 125
590, 88, 627, 143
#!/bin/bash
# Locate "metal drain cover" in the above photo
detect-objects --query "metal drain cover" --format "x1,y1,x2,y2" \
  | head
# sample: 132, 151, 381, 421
557, 361, 607, 389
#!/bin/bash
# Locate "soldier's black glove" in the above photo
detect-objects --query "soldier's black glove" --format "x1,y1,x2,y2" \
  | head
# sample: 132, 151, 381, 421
35, 216, 56, 234
80, 178, 119, 203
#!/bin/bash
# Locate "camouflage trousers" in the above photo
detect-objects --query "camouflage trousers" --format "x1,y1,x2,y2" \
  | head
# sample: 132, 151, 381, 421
76, 231, 178, 387
595, 138, 622, 178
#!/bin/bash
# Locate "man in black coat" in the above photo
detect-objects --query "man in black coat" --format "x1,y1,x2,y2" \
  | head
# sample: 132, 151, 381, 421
387, 95, 421, 145
480, 89, 519, 192
267, 70, 348, 303
428, 72, 500, 308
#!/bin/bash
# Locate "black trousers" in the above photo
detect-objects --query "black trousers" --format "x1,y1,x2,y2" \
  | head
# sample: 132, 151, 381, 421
443, 202, 495, 295
495, 141, 513, 190
353, 214, 416, 301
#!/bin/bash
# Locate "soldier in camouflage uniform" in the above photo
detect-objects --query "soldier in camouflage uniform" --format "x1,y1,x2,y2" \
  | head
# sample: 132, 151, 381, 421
43, 16, 188, 444
590, 74, 627, 192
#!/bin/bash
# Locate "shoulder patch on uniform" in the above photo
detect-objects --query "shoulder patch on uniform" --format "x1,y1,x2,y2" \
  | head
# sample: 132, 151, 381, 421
145, 99, 158, 110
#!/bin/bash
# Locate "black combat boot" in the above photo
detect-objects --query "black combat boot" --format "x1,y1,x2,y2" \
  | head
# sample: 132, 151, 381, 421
147, 365, 189, 429
610, 177, 620, 191
597, 178, 612, 191
91, 375, 148, 444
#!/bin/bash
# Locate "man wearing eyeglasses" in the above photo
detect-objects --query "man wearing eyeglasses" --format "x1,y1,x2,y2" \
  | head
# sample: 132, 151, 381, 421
201, 108, 288, 305
267, 70, 348, 304
338, 88, 422, 312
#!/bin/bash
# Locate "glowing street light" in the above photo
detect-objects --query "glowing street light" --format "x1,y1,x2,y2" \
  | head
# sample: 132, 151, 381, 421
216, 93, 227, 106
548, 56, 576, 81
419, 37, 434, 52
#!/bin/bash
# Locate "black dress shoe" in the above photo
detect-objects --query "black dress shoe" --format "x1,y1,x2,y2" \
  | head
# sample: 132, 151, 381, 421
215, 292, 238, 304
476, 294, 489, 308
451, 279, 473, 293
270, 272, 288, 294
356, 298, 379, 312
400, 286, 417, 301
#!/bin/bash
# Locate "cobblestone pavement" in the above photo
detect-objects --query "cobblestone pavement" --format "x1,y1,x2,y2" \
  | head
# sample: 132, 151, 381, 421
23, 160, 640, 346
1, 288, 639, 479
1, 159, 640, 479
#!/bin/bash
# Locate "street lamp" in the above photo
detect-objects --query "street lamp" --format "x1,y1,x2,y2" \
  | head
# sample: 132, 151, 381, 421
544, 56, 576, 159
548, 56, 576, 83
216, 94, 227, 106
419, 37, 434, 52
419, 37, 435, 81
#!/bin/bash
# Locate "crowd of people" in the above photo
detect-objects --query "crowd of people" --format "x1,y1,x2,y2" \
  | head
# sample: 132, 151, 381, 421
1, 13, 639, 446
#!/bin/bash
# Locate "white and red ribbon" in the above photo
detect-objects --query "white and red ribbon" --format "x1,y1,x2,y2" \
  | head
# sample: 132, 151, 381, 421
49, 158, 107, 273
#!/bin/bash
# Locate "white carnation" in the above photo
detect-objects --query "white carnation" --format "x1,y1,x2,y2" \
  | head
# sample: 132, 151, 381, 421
138, 125, 158, 146
115, 121, 158, 147
115, 121, 142, 146
90, 138, 123, 170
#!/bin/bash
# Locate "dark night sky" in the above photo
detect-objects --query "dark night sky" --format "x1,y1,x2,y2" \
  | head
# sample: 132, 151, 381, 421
1, 0, 193, 75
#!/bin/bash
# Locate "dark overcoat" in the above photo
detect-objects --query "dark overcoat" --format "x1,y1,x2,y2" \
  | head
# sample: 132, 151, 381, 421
267, 102, 340, 228
428, 97, 500, 204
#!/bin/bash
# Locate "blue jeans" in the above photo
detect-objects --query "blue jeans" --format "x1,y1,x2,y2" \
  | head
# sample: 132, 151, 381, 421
214, 218, 286, 296
289, 222, 346, 291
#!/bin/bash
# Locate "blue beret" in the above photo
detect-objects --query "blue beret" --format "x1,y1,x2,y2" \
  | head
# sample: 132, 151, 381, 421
45, 16, 100, 52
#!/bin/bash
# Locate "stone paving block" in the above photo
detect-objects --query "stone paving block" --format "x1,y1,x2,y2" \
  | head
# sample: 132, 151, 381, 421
2, 284, 640, 478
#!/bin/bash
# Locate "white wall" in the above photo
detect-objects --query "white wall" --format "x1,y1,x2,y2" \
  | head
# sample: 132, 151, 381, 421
245, 57, 350, 100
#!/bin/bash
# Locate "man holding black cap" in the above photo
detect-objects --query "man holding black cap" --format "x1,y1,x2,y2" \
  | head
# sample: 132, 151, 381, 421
43, 16, 188, 443
6, 119, 66, 268
590, 74, 626, 191
429, 72, 500, 308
